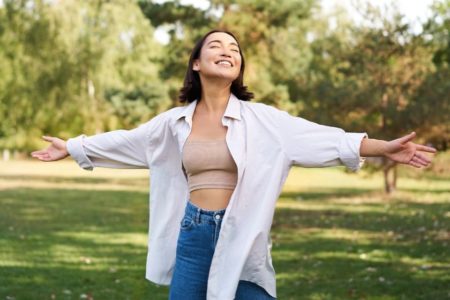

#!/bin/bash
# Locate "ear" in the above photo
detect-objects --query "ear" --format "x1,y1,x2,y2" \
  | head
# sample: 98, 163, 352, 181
192, 59, 200, 71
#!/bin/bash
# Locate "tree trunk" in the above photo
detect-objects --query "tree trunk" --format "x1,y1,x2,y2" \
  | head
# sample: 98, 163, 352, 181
2, 149, 10, 161
392, 165, 397, 190
383, 158, 397, 194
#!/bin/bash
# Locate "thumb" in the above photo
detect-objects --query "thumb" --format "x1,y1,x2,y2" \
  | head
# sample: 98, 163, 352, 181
42, 136, 54, 143
396, 131, 416, 144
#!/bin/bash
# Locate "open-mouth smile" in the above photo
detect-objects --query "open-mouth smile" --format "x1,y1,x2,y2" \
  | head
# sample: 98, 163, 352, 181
215, 60, 233, 67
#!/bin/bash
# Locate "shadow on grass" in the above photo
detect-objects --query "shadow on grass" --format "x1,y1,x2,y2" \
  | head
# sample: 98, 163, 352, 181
0, 174, 149, 185
272, 197, 449, 299
0, 265, 169, 300
273, 236, 448, 299
400, 187, 450, 194
0, 188, 170, 299
280, 187, 376, 201
1, 187, 449, 299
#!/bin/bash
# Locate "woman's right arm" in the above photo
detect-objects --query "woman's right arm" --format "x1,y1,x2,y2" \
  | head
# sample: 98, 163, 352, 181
31, 113, 167, 170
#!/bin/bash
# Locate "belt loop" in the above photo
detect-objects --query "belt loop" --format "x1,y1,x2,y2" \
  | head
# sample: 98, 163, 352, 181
196, 207, 201, 224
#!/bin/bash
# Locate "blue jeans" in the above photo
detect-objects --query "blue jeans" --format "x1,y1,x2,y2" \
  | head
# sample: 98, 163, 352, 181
169, 200, 276, 300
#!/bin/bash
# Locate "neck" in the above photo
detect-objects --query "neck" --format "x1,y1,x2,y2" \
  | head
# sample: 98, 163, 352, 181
198, 78, 232, 115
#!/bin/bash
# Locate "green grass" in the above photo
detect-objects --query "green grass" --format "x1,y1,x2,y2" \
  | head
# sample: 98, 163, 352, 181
0, 159, 449, 300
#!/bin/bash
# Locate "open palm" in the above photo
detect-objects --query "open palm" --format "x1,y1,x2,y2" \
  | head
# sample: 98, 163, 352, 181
31, 136, 68, 162
385, 132, 436, 168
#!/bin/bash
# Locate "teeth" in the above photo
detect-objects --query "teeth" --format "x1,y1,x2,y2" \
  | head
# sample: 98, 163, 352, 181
217, 60, 232, 66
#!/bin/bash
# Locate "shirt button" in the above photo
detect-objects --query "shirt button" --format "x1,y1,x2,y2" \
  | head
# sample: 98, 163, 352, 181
215, 215, 221, 220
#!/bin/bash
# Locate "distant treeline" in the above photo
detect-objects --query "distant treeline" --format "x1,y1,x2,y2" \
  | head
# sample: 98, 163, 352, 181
0, 0, 448, 153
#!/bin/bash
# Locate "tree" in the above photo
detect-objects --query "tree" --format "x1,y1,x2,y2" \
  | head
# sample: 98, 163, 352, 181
301, 3, 438, 193
414, 0, 450, 151
0, 0, 168, 152
138, 0, 216, 107
138, 0, 316, 113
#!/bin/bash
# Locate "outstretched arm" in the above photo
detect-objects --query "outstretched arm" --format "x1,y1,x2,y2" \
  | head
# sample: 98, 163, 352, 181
31, 112, 167, 170
273, 107, 367, 171
31, 126, 150, 170
272, 106, 437, 171
359, 132, 437, 168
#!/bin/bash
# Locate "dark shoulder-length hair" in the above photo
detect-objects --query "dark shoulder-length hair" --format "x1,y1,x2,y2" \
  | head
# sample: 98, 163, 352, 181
179, 29, 254, 103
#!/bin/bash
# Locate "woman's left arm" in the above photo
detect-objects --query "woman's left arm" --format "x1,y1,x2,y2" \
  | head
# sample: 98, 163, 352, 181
270, 104, 437, 171
360, 132, 437, 168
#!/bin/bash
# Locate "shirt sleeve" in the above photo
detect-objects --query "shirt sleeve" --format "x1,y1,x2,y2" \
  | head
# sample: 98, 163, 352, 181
275, 109, 368, 171
66, 113, 166, 170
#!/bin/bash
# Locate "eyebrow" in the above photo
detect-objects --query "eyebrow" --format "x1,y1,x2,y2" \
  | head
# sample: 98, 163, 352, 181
207, 40, 239, 48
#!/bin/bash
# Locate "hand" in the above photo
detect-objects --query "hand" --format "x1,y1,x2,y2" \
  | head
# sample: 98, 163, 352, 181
384, 132, 437, 168
31, 136, 69, 162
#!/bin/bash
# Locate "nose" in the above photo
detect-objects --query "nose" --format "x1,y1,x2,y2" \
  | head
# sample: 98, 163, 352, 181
219, 47, 233, 57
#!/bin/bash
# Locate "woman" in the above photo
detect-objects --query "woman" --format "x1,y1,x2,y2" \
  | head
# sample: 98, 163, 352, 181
32, 30, 436, 300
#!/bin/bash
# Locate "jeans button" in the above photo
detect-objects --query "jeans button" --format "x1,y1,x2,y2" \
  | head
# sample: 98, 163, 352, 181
215, 214, 221, 220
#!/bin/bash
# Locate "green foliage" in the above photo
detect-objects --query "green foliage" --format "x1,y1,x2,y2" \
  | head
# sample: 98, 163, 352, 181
215, 0, 315, 111
0, 0, 169, 151
303, 6, 429, 137
138, 0, 218, 106
0, 0, 447, 156
138, 0, 315, 112
425, 0, 450, 67
300, 2, 449, 150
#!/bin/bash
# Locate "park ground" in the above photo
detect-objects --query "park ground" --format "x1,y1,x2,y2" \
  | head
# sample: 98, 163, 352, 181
0, 158, 448, 300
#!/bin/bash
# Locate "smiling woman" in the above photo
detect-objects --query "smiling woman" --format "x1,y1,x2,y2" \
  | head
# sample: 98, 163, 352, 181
179, 30, 253, 103
31, 28, 436, 300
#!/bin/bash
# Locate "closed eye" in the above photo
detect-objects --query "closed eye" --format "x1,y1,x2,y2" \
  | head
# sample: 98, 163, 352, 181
209, 45, 239, 53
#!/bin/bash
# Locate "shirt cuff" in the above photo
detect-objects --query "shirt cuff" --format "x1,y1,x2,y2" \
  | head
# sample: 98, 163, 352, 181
66, 134, 94, 171
339, 132, 368, 172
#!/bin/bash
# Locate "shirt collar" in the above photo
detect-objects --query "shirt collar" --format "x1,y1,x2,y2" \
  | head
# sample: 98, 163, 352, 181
175, 93, 242, 122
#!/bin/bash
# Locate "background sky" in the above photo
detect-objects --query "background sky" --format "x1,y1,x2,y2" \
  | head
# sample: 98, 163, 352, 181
154, 0, 437, 43
321, 0, 435, 32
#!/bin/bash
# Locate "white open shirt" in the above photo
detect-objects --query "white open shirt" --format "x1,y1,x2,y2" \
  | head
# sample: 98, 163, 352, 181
67, 93, 367, 299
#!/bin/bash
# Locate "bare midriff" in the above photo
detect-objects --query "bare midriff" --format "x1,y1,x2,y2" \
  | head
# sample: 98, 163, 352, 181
189, 188, 234, 211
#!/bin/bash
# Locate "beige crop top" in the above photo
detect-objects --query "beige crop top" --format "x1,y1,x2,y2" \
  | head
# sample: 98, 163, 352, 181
182, 138, 238, 192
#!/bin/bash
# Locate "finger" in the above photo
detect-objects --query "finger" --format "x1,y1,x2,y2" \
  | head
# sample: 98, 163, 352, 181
42, 136, 54, 142
31, 150, 47, 156
415, 152, 431, 164
412, 156, 428, 167
32, 155, 46, 161
34, 152, 48, 159
416, 144, 437, 153
39, 154, 52, 162
409, 160, 422, 168
397, 132, 416, 144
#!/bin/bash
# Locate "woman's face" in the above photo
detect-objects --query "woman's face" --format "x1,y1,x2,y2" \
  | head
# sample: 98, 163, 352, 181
193, 32, 242, 83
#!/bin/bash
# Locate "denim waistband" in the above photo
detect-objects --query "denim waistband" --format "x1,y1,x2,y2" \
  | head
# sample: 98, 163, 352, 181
185, 200, 226, 224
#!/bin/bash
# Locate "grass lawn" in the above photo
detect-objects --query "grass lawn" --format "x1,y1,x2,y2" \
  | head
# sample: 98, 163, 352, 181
0, 159, 448, 300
